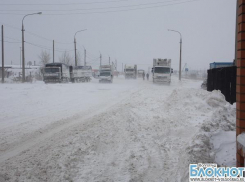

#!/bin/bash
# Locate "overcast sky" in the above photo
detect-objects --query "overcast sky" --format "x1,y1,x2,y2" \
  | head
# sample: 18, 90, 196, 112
0, 0, 236, 71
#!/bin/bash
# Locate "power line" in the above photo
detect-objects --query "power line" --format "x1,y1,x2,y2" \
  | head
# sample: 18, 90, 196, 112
0, 40, 21, 44
25, 41, 73, 52
0, 0, 202, 15
25, 31, 73, 44
0, 22, 73, 45
45, 0, 202, 15
0, 0, 191, 12
0, 0, 130, 6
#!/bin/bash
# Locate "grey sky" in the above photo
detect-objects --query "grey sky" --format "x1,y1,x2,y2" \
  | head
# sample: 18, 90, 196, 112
0, 0, 236, 71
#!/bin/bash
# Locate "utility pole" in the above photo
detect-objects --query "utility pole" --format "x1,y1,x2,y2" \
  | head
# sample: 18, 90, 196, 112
109, 56, 110, 65
168, 29, 182, 81
100, 53, 102, 66
20, 47, 21, 68
74, 37, 77, 66
122, 63, 123, 73
22, 12, 42, 83
180, 38, 182, 81
74, 29, 86, 67
53, 40, 55, 63
2, 25, 4, 83
115, 59, 117, 71
84, 49, 86, 66
22, 20, 25, 82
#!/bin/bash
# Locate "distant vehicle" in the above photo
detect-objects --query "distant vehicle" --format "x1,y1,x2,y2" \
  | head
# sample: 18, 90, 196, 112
43, 63, 70, 83
137, 69, 145, 78
99, 65, 114, 83
124, 65, 137, 79
71, 66, 92, 83
209, 62, 234, 69
152, 58, 171, 83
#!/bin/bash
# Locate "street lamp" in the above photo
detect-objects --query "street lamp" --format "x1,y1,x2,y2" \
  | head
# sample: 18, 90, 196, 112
168, 29, 182, 81
22, 12, 42, 83
74, 29, 87, 66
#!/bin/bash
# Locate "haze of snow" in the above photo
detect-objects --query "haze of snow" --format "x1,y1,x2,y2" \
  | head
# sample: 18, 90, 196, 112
0, 76, 236, 182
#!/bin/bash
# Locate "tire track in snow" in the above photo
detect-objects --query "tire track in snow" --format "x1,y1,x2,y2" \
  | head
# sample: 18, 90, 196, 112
0, 86, 142, 164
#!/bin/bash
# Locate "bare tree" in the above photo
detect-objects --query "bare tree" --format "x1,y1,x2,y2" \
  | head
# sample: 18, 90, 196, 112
27, 61, 32, 68
39, 50, 51, 66
59, 51, 72, 65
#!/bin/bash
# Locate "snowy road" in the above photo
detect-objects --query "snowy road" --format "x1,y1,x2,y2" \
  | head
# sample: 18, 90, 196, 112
0, 76, 235, 182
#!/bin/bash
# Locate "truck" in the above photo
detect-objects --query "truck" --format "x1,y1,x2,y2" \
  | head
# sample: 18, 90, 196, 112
99, 65, 114, 83
43, 63, 70, 83
70, 66, 92, 83
137, 69, 145, 78
209, 62, 234, 69
152, 58, 172, 83
124, 65, 137, 79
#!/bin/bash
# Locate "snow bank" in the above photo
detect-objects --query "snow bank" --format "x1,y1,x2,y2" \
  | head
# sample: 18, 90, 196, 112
184, 91, 235, 179
166, 89, 236, 180
237, 133, 245, 156
187, 90, 235, 163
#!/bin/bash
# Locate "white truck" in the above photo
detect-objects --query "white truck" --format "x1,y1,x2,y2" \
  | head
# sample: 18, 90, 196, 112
137, 69, 145, 78
124, 65, 137, 79
71, 66, 92, 83
99, 65, 114, 83
152, 58, 172, 83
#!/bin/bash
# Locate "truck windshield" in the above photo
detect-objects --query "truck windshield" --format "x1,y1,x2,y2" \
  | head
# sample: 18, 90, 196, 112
154, 67, 170, 74
126, 69, 134, 72
44, 68, 60, 73
100, 72, 110, 76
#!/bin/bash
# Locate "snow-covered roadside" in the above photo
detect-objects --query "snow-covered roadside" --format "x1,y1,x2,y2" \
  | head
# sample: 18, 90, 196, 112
178, 90, 236, 181
0, 77, 236, 182
237, 133, 245, 156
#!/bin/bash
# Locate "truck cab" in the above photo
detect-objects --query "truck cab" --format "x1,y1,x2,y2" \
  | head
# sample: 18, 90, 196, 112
152, 59, 171, 83
137, 69, 145, 78
124, 65, 137, 79
99, 65, 113, 83
43, 63, 70, 83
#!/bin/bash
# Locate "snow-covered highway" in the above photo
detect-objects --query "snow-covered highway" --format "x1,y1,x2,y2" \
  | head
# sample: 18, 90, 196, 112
0, 76, 236, 182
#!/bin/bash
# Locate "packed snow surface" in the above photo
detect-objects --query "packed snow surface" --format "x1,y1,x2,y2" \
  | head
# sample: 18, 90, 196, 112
237, 133, 245, 155
0, 76, 236, 182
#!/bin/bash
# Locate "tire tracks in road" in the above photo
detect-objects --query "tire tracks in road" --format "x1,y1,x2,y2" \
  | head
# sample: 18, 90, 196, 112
0, 86, 142, 164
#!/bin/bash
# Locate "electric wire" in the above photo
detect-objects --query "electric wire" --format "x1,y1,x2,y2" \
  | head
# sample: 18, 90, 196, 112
0, 0, 202, 15
0, 0, 130, 6
0, 0, 192, 12
25, 41, 74, 52
0, 40, 21, 43
0, 22, 73, 45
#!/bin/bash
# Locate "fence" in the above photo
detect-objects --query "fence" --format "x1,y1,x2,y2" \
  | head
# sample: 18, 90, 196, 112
207, 66, 236, 104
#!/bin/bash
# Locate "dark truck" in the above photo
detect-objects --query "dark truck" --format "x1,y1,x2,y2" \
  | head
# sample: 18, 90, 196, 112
43, 63, 71, 83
